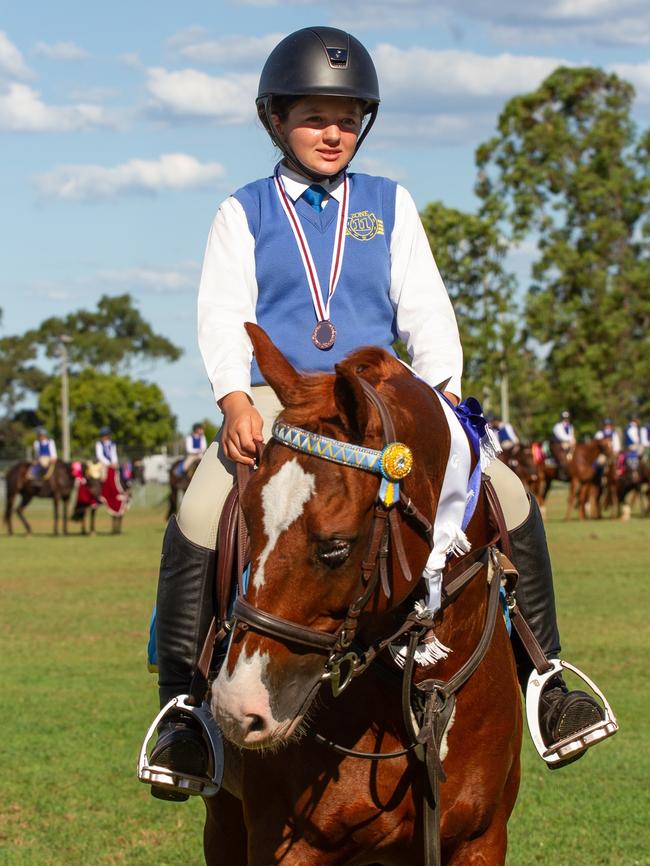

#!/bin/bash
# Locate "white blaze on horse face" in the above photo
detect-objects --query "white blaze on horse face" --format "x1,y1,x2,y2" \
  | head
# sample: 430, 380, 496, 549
212, 646, 288, 739
253, 457, 316, 589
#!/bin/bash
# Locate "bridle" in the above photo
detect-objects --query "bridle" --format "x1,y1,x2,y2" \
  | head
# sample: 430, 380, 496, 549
211, 376, 520, 866
228, 377, 513, 866
232, 377, 437, 694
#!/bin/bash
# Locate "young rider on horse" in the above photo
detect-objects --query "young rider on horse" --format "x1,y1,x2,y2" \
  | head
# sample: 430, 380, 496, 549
31, 428, 58, 483
595, 419, 621, 455
179, 423, 207, 476
95, 426, 118, 478
489, 413, 519, 451
624, 414, 645, 456
141, 27, 608, 802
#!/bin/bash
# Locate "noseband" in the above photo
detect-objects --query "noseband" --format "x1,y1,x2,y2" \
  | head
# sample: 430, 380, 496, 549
232, 378, 435, 693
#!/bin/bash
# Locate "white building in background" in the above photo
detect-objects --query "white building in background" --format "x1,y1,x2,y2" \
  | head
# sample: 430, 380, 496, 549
142, 453, 175, 484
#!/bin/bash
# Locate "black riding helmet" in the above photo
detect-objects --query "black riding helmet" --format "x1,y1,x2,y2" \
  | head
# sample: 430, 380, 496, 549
256, 27, 380, 181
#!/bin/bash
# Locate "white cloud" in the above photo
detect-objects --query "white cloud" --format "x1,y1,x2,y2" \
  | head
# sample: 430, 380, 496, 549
95, 264, 200, 294
145, 66, 257, 123
230, 0, 650, 44
0, 31, 32, 78
33, 40, 88, 60
168, 29, 284, 68
609, 60, 650, 102
0, 82, 109, 131
450, 0, 650, 46
373, 111, 496, 147
119, 51, 141, 68
35, 153, 225, 201
26, 262, 201, 301
376, 45, 567, 109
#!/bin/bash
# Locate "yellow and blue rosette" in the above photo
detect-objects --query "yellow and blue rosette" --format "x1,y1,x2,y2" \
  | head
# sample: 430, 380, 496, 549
378, 442, 413, 506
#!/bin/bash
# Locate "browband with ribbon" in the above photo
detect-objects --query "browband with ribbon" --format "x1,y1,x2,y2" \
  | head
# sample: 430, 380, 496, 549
272, 420, 413, 507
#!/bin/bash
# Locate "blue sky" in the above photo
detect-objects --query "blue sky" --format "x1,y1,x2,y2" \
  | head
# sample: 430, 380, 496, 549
1, 0, 649, 433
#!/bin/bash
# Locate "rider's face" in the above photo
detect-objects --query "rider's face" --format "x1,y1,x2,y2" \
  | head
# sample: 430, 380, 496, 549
272, 96, 362, 177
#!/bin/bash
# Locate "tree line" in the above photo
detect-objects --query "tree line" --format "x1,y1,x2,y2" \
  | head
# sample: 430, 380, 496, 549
1, 65, 648, 452
422, 65, 650, 439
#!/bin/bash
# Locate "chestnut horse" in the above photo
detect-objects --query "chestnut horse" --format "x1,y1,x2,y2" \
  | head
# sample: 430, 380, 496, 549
4, 459, 74, 535
565, 439, 614, 520
499, 444, 539, 496
205, 325, 522, 866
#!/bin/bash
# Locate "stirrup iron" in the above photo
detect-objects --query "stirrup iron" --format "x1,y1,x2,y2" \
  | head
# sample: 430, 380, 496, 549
137, 695, 224, 798
526, 659, 618, 766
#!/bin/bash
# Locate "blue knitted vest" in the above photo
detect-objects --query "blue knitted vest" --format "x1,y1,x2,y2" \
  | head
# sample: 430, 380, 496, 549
233, 172, 397, 384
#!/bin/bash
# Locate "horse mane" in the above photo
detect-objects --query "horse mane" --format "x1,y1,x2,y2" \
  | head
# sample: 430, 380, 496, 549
279, 347, 407, 437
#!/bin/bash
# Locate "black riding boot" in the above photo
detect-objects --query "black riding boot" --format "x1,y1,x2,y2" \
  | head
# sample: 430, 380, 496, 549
149, 516, 215, 800
508, 496, 605, 767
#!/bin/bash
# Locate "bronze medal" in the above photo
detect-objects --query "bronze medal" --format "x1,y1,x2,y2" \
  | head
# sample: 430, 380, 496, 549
312, 320, 337, 350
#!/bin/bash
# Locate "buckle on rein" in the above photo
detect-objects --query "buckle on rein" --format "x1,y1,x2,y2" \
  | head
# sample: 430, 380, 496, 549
137, 695, 224, 798
323, 651, 360, 697
526, 659, 619, 765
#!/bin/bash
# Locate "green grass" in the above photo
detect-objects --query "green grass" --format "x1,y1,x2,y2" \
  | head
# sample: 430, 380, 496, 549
1, 488, 648, 865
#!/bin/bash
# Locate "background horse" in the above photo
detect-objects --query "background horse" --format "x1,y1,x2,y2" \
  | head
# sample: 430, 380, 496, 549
565, 439, 614, 520
69, 463, 130, 534
4, 459, 74, 535
166, 459, 200, 520
529, 443, 561, 518
616, 454, 648, 520
206, 325, 522, 866
500, 444, 539, 496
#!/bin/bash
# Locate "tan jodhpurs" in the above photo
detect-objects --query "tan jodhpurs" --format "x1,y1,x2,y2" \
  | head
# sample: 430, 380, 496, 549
178, 385, 531, 550
177, 387, 284, 549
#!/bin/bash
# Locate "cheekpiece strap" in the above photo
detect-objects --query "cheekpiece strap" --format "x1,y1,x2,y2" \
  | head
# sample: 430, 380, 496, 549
272, 421, 413, 508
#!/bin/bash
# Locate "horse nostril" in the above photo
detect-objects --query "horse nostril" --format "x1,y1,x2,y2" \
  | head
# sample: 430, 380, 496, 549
246, 714, 265, 734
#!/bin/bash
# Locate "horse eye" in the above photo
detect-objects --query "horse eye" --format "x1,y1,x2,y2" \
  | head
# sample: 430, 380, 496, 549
317, 538, 351, 568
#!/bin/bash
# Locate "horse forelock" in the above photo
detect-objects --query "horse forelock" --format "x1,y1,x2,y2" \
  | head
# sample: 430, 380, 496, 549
278, 348, 411, 441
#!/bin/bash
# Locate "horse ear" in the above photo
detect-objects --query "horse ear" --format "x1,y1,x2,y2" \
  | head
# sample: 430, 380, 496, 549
245, 322, 301, 406
334, 365, 369, 438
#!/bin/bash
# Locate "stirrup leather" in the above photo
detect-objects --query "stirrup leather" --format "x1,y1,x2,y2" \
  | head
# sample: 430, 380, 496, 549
526, 659, 618, 765
137, 695, 224, 798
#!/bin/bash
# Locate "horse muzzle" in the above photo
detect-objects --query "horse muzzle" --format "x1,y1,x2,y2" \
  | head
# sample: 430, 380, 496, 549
211, 647, 323, 749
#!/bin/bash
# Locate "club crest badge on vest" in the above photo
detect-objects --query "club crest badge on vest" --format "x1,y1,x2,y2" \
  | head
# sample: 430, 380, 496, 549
346, 210, 384, 241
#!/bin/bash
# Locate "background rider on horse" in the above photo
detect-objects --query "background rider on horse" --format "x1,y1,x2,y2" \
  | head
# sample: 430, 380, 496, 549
177, 423, 207, 478
551, 410, 575, 479
95, 426, 118, 478
30, 428, 58, 486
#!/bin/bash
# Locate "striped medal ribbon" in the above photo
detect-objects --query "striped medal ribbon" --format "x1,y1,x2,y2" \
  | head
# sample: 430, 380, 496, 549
274, 167, 349, 350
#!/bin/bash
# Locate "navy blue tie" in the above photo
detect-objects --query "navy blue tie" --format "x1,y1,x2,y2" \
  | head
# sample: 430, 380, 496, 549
302, 184, 327, 212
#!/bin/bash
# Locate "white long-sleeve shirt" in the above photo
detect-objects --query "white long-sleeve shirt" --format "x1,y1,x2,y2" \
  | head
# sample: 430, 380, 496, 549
553, 421, 575, 444
198, 165, 463, 405
33, 438, 57, 458
95, 439, 118, 466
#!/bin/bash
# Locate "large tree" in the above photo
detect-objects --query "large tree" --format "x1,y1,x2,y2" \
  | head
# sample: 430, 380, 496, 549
420, 201, 542, 424
31, 293, 182, 375
0, 295, 182, 455
38, 369, 176, 455
476, 66, 650, 434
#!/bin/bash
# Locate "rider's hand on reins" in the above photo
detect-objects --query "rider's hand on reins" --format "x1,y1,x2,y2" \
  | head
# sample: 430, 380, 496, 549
220, 391, 264, 465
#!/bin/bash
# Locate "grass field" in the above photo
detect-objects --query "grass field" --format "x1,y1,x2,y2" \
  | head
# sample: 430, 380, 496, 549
1, 487, 648, 866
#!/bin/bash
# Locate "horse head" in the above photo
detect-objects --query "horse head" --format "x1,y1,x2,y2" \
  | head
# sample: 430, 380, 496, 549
212, 324, 449, 750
